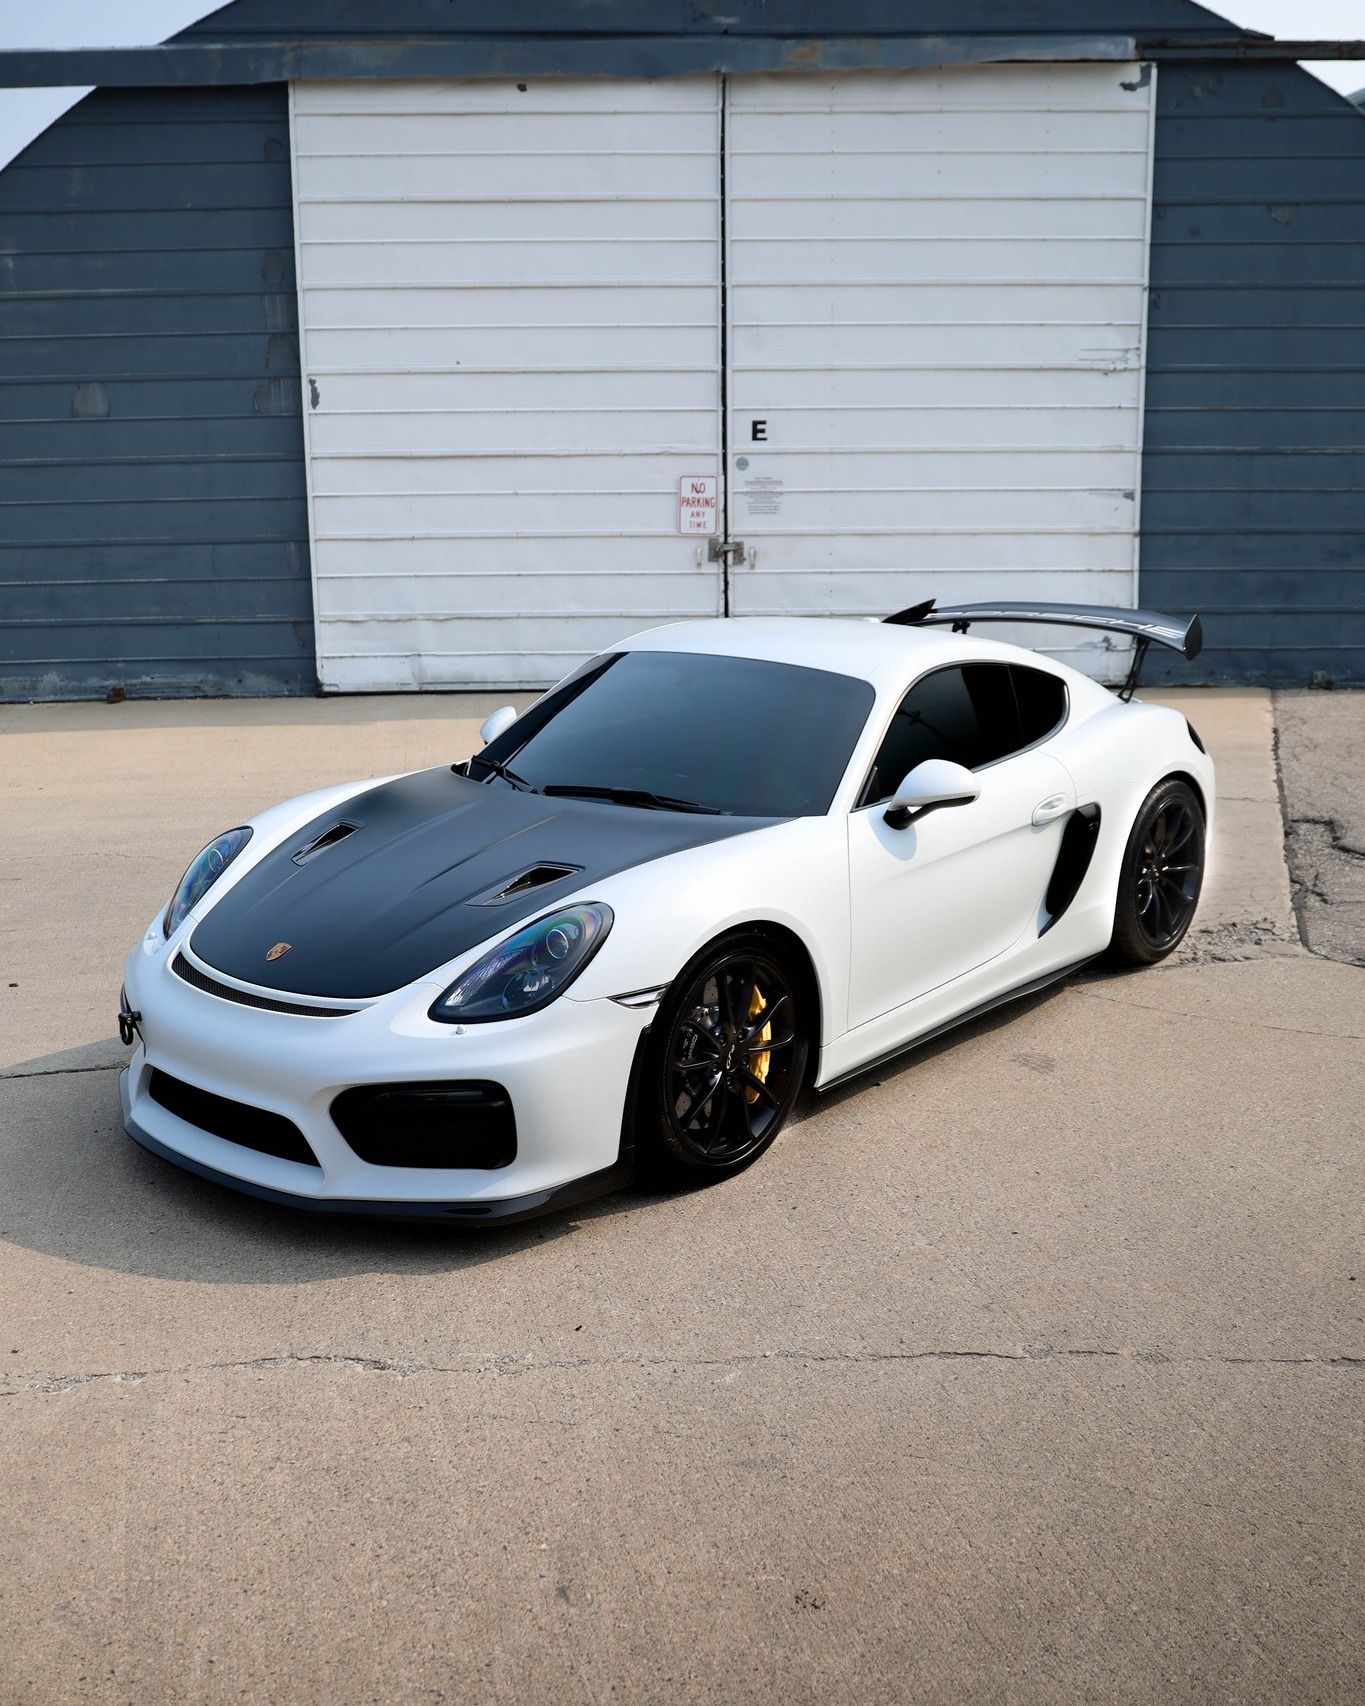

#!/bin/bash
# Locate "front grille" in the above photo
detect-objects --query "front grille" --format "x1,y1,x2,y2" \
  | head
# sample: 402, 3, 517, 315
149, 1069, 320, 1167
172, 952, 356, 1017
330, 1081, 517, 1170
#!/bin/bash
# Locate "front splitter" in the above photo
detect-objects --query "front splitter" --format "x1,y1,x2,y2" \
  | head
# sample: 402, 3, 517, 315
120, 1069, 633, 1226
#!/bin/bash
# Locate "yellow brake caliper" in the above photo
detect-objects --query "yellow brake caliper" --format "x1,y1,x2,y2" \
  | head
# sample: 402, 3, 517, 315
745, 982, 772, 1103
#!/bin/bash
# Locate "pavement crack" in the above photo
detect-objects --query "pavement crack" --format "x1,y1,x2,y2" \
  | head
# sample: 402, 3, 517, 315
4, 1346, 1360, 1397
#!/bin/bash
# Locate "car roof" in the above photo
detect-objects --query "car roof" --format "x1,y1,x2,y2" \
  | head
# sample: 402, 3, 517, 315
617, 615, 1065, 697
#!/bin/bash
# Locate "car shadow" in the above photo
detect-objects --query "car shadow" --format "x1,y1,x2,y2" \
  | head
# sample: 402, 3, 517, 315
2, 971, 1087, 1285
0, 1041, 663, 1284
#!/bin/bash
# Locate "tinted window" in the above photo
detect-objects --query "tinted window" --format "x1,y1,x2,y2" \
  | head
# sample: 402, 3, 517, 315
477, 650, 875, 817
1011, 665, 1067, 746
861, 664, 1021, 805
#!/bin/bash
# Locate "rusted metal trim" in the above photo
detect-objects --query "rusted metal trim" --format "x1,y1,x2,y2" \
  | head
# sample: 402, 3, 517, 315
0, 34, 1144, 89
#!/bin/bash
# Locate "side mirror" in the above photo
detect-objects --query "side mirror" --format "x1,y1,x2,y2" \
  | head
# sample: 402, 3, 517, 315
883, 759, 979, 830
479, 704, 518, 747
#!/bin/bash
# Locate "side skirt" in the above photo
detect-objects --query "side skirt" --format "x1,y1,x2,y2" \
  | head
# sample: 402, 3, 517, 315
815, 956, 1095, 1094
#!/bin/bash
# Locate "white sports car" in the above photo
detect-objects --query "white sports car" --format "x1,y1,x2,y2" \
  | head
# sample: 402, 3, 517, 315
120, 601, 1213, 1223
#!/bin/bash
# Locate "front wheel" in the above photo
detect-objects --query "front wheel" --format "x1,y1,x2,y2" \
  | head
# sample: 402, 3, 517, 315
1108, 778, 1206, 965
641, 934, 809, 1184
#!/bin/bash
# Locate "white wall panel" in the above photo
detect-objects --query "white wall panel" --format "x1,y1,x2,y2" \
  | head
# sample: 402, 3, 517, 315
291, 78, 723, 691
725, 63, 1156, 676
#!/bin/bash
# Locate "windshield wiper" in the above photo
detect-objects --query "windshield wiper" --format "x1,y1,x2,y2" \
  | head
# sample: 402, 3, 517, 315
541, 783, 721, 814
470, 754, 536, 792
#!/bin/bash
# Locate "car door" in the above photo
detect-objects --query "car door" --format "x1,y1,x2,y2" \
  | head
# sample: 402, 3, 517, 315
846, 661, 1074, 1029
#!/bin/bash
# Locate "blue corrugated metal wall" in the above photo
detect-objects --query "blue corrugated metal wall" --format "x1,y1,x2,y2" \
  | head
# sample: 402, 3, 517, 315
0, 84, 315, 700
1141, 63, 1365, 685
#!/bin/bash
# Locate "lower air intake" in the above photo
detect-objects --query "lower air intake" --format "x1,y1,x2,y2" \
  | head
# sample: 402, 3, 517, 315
330, 1081, 517, 1170
148, 1068, 319, 1167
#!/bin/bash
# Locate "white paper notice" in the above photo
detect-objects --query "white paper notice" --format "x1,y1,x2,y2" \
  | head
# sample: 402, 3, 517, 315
678, 475, 718, 535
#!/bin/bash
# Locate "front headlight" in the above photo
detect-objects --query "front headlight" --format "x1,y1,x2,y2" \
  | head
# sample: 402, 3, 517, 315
163, 827, 252, 937
429, 902, 613, 1023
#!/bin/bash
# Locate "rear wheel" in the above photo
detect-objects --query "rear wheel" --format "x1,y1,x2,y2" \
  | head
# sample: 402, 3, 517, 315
642, 934, 809, 1183
1108, 779, 1206, 965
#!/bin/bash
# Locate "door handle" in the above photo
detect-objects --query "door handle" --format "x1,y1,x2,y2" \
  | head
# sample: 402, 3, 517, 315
1031, 793, 1071, 826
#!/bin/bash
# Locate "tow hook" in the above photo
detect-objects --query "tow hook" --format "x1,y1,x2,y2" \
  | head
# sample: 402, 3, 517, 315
118, 988, 142, 1047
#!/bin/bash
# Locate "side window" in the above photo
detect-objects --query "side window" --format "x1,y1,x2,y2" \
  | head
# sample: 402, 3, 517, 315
861, 663, 1019, 805
1009, 665, 1068, 747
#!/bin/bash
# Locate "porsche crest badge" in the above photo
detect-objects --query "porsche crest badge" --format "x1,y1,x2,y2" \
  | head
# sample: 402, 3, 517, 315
265, 941, 292, 962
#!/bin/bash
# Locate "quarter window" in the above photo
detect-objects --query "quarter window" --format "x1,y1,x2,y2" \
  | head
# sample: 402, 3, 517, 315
1011, 665, 1068, 747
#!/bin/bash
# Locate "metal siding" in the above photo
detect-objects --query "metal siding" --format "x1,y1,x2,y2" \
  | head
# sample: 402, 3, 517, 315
725, 64, 1156, 679
290, 77, 724, 693
0, 85, 315, 701
1141, 63, 1365, 685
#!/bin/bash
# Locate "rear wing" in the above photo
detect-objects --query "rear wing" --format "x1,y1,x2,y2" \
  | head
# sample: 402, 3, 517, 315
882, 599, 1203, 701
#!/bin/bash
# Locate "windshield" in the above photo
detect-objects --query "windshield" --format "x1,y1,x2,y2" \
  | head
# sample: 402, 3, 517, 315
474, 650, 875, 817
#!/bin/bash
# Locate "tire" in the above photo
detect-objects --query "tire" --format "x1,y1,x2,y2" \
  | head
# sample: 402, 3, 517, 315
640, 932, 810, 1185
1107, 778, 1206, 966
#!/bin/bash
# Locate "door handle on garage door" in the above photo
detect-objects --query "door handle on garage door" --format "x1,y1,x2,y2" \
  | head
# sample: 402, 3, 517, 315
1031, 793, 1071, 826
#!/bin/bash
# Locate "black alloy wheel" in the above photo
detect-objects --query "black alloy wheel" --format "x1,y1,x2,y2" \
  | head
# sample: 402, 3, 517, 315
646, 936, 809, 1181
1109, 779, 1206, 965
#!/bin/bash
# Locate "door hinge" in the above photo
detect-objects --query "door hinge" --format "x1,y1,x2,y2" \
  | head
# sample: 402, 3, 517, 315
707, 537, 747, 566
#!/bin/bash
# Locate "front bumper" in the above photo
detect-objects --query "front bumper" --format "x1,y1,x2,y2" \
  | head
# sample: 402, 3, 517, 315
121, 935, 650, 1218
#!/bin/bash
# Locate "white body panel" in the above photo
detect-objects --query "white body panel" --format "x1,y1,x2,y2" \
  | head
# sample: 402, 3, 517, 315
122, 616, 1214, 1212
289, 66, 1156, 691
289, 78, 725, 692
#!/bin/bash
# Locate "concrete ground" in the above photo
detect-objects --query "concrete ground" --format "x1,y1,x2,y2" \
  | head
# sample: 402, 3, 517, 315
0, 690, 1360, 1705
1275, 691, 1365, 966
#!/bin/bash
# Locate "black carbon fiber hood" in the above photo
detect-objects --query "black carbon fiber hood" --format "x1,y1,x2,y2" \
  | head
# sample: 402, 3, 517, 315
189, 766, 768, 999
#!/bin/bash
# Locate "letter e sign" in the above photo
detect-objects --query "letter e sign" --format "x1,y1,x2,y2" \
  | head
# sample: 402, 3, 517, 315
677, 474, 718, 535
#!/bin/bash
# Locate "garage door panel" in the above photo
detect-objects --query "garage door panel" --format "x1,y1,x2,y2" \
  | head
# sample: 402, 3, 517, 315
319, 535, 705, 578
731, 108, 1152, 157
311, 454, 707, 498
300, 239, 715, 288
315, 491, 675, 536
730, 488, 1133, 534
316, 571, 707, 620
725, 63, 1155, 677
730, 281, 1142, 327
732, 351, 1141, 411
731, 150, 1151, 201
731, 321, 1142, 372
303, 285, 715, 328
306, 80, 719, 117
304, 325, 719, 373
733, 567, 1133, 613
309, 409, 718, 458
299, 152, 715, 203
733, 196, 1147, 243
735, 405, 1139, 450
294, 110, 704, 158
730, 240, 1146, 287
299, 198, 718, 246
313, 370, 718, 414
292, 77, 723, 690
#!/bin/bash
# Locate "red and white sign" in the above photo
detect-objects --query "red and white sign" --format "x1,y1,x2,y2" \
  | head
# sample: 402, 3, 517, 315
678, 474, 718, 535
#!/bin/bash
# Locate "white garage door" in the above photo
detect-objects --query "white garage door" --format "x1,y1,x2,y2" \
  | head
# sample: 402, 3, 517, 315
290, 65, 1154, 690
725, 64, 1156, 676
289, 78, 724, 691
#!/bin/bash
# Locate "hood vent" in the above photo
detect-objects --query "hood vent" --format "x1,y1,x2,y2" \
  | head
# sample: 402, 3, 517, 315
471, 863, 582, 906
292, 821, 358, 865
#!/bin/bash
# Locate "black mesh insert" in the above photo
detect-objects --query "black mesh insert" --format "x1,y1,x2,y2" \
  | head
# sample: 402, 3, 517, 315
148, 1069, 319, 1167
330, 1082, 516, 1170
